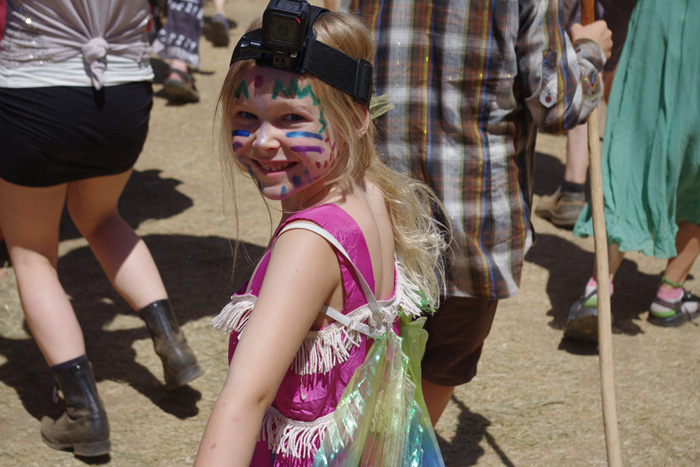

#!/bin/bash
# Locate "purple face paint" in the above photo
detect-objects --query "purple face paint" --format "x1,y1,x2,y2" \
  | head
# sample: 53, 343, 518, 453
290, 146, 324, 153
232, 130, 249, 152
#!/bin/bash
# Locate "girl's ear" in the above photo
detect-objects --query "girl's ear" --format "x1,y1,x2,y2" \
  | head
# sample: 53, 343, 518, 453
356, 105, 370, 138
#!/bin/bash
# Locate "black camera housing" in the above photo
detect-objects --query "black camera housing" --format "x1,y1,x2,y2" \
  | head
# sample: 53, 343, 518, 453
262, 0, 311, 54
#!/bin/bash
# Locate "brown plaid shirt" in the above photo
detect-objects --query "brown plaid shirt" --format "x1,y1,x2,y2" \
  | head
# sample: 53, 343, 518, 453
350, 0, 605, 299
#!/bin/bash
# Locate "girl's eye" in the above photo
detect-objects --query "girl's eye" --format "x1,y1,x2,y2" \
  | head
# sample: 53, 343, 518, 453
237, 111, 257, 120
282, 114, 306, 123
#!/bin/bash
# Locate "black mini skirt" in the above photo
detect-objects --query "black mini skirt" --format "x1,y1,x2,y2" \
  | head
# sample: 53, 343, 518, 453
0, 82, 153, 187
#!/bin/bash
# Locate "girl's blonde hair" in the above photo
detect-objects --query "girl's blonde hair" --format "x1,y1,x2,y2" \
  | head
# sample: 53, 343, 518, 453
217, 12, 449, 306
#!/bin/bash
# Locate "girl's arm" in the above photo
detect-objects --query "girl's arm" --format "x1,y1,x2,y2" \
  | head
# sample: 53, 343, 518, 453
195, 228, 341, 466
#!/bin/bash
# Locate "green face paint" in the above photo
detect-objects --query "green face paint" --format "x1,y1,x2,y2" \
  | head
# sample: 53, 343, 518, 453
272, 78, 319, 105
234, 80, 250, 99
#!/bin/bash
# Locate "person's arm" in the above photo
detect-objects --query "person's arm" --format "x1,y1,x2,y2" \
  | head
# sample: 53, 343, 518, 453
517, 0, 612, 133
194, 228, 341, 466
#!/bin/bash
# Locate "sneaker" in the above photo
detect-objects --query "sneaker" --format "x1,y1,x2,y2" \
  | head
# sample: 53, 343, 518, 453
211, 12, 230, 47
535, 186, 586, 228
563, 291, 598, 342
648, 290, 700, 327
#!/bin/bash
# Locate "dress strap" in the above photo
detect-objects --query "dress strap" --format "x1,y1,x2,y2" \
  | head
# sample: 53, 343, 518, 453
277, 220, 387, 339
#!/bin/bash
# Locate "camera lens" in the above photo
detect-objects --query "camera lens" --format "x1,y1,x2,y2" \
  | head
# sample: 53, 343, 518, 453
269, 16, 295, 42
273, 22, 291, 41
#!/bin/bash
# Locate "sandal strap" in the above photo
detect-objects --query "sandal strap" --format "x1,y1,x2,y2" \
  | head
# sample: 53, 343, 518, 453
653, 290, 700, 311
169, 68, 196, 89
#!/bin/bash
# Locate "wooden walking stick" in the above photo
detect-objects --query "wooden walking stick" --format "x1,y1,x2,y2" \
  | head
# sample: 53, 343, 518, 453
580, 1, 622, 465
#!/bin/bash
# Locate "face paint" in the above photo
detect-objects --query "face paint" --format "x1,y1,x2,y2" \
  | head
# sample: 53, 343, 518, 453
229, 67, 340, 209
286, 131, 324, 140
232, 129, 250, 151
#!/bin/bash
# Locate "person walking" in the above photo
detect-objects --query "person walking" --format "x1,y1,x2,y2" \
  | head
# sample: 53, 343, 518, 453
0, 0, 203, 456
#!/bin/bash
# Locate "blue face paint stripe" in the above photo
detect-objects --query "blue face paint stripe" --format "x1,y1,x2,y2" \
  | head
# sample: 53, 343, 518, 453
232, 130, 250, 137
291, 175, 303, 187
286, 131, 323, 140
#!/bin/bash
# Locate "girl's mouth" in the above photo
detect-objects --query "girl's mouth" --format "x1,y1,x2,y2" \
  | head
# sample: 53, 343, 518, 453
255, 160, 296, 173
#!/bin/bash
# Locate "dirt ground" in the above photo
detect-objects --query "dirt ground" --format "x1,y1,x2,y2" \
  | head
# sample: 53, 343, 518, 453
1, 1, 700, 466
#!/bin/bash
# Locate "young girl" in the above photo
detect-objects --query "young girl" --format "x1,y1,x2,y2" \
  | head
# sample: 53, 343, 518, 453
196, 10, 447, 466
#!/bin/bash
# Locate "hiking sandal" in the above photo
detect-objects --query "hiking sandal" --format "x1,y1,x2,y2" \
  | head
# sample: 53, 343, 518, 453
648, 290, 700, 327
163, 68, 200, 103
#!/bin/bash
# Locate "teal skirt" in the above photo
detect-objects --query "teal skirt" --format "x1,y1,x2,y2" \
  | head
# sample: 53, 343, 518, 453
573, 0, 700, 259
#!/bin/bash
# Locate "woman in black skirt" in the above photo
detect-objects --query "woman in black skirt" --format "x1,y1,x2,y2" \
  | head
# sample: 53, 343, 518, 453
0, 0, 202, 457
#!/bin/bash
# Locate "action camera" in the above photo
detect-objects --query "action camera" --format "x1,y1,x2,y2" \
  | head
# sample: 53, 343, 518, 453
262, 0, 311, 54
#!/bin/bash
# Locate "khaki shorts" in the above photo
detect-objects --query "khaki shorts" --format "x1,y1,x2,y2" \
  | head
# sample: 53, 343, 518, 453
421, 296, 498, 387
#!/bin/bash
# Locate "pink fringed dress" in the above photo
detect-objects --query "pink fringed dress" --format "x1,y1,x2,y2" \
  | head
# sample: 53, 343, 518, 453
211, 204, 423, 466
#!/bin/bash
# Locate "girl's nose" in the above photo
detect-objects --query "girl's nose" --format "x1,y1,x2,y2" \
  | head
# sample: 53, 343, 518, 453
252, 122, 278, 152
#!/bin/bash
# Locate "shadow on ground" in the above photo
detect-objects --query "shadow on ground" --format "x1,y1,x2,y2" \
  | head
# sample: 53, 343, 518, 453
438, 397, 514, 466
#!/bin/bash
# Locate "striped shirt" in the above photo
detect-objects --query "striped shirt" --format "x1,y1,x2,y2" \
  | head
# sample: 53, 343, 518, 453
350, 0, 605, 299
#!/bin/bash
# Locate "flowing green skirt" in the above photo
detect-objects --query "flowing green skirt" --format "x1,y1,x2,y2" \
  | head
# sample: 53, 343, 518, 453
573, 0, 700, 258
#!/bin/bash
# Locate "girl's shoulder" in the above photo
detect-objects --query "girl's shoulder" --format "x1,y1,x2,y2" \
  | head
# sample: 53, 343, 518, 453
276, 203, 373, 264
279, 204, 361, 237
242, 203, 374, 296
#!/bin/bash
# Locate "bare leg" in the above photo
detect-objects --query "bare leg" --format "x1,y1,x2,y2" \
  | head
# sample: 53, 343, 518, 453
603, 242, 625, 283
603, 68, 617, 103
0, 179, 84, 366
66, 170, 167, 310
421, 380, 454, 427
662, 222, 700, 288
213, 0, 226, 14
169, 58, 189, 76
564, 123, 590, 185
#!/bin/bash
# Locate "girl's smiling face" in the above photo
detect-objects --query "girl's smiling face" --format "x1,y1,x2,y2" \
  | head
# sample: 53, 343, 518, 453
229, 66, 339, 209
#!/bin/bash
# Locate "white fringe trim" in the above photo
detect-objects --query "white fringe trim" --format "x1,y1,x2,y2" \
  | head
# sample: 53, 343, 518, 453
293, 308, 367, 375
393, 262, 425, 319
210, 294, 255, 334
261, 406, 334, 460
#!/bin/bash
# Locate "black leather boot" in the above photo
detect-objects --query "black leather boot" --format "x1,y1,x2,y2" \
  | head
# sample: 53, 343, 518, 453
140, 299, 203, 389
41, 356, 110, 457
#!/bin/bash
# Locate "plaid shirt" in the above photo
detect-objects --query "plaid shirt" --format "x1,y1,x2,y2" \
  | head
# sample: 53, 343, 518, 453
350, 0, 605, 299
